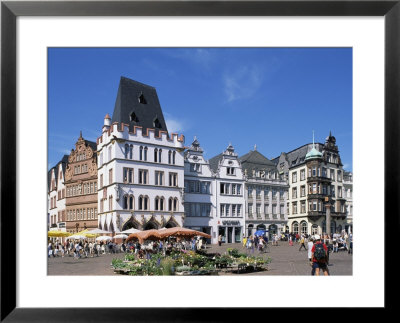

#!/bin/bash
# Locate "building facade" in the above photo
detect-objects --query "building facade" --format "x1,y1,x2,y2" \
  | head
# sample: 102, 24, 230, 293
343, 171, 353, 233
240, 148, 288, 239
274, 132, 348, 236
183, 138, 216, 243
48, 155, 68, 232
64, 133, 98, 234
209, 144, 246, 243
97, 77, 185, 232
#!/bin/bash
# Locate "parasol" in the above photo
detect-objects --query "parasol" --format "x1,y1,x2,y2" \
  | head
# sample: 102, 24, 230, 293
126, 229, 162, 244
159, 227, 211, 239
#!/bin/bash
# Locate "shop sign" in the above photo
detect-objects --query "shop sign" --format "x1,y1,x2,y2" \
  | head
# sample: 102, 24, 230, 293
222, 220, 240, 226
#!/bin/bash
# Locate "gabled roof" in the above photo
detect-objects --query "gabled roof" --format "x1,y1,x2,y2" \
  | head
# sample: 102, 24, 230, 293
208, 153, 223, 173
239, 150, 276, 167
111, 76, 168, 136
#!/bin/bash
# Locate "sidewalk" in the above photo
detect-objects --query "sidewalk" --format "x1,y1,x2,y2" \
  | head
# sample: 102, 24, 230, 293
48, 241, 352, 276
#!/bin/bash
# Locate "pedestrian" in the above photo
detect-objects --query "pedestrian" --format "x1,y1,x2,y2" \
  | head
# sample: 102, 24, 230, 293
348, 233, 353, 254
332, 238, 338, 253
218, 234, 222, 247
299, 235, 307, 251
311, 235, 329, 276
289, 235, 293, 246
242, 236, 247, 248
48, 242, 53, 258
307, 238, 315, 275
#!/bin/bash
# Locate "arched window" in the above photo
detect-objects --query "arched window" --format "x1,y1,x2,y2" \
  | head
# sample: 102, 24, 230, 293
129, 195, 134, 210
123, 195, 128, 209
139, 196, 143, 210
173, 198, 178, 211
168, 197, 173, 211
124, 144, 129, 159
172, 151, 176, 164
168, 150, 172, 164
155, 196, 159, 211
292, 222, 299, 234
140, 146, 143, 160
301, 221, 308, 235
160, 197, 164, 211
144, 147, 148, 161
158, 149, 162, 163
154, 148, 158, 163
129, 144, 133, 159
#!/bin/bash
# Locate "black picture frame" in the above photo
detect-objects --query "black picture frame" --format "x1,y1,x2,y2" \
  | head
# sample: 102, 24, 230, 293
1, 0, 396, 321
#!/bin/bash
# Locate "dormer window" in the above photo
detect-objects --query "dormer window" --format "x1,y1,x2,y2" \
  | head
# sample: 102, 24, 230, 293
138, 93, 147, 104
153, 118, 161, 129
130, 112, 139, 122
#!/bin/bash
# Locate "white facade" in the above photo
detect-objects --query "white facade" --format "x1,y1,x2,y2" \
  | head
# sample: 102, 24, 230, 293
48, 158, 67, 233
343, 171, 353, 231
183, 138, 217, 243
212, 145, 246, 243
97, 116, 185, 232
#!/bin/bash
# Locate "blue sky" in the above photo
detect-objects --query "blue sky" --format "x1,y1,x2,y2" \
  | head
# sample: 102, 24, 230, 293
48, 47, 352, 171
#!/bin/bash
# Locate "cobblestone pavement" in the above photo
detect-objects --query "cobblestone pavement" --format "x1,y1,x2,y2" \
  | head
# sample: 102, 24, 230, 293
47, 242, 352, 276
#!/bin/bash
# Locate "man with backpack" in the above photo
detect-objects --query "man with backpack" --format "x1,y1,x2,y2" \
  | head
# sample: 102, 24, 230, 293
311, 235, 329, 276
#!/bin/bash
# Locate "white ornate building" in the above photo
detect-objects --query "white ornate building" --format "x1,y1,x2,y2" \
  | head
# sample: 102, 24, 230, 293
97, 77, 185, 232
209, 144, 246, 243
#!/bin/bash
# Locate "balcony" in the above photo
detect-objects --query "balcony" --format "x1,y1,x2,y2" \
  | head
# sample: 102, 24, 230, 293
307, 176, 332, 184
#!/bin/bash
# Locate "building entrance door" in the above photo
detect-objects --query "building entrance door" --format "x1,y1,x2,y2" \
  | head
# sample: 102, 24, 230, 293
227, 227, 233, 243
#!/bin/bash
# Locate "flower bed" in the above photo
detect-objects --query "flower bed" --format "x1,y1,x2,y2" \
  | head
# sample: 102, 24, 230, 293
111, 248, 271, 276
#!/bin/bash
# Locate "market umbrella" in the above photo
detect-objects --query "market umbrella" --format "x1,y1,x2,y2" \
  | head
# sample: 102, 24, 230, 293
96, 236, 112, 241
159, 227, 211, 239
126, 229, 162, 244
48, 231, 71, 238
113, 234, 128, 239
68, 235, 87, 240
120, 228, 141, 234
74, 229, 97, 239
85, 228, 112, 235
254, 230, 267, 237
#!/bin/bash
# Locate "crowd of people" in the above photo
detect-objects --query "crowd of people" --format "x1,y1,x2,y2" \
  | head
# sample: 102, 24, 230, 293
48, 236, 207, 259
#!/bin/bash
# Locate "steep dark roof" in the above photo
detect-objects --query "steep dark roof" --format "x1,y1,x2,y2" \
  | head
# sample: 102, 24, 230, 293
111, 77, 168, 136
208, 153, 223, 173
48, 154, 69, 190
85, 140, 97, 152
240, 150, 276, 167
279, 143, 324, 168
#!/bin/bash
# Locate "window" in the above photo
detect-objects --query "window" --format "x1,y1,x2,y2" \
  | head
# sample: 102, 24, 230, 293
280, 204, 285, 214
138, 195, 149, 210
272, 204, 277, 214
248, 186, 253, 198
264, 187, 269, 198
168, 197, 178, 212
108, 146, 112, 161
155, 171, 164, 186
292, 202, 298, 214
154, 148, 158, 162
155, 196, 165, 211
158, 149, 162, 163
292, 187, 297, 199
237, 205, 242, 216
172, 151, 176, 164
139, 169, 148, 184
256, 187, 261, 199
256, 204, 261, 216
248, 203, 253, 215
138, 93, 147, 104
272, 189, 277, 199
168, 150, 172, 164
125, 144, 129, 159
100, 174, 103, 188
292, 171, 297, 183
123, 168, 134, 183
130, 112, 139, 122
190, 163, 201, 172
108, 168, 113, 185
301, 200, 306, 213
322, 167, 327, 177
232, 204, 236, 217
312, 167, 317, 177
169, 173, 178, 187
330, 169, 335, 180
185, 203, 211, 217
264, 204, 269, 214
300, 185, 306, 197
337, 170, 342, 181
300, 169, 305, 181
140, 146, 143, 160
227, 167, 235, 175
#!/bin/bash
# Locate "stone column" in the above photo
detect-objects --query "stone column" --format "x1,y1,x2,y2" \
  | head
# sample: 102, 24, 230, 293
325, 203, 331, 236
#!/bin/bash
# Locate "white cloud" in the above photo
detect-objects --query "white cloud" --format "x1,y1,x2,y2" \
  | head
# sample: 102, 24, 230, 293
165, 117, 184, 134
223, 65, 263, 103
